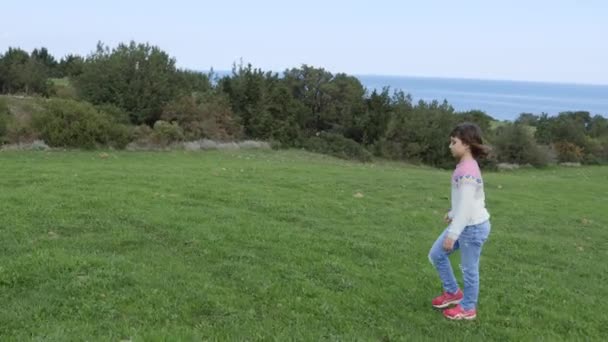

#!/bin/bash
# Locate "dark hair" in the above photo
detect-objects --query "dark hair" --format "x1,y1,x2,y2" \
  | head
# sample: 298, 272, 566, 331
450, 122, 490, 159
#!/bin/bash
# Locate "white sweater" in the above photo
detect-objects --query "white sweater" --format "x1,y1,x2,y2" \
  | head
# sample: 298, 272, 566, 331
446, 159, 490, 240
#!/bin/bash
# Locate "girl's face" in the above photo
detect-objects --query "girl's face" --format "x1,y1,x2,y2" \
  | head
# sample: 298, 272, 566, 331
449, 136, 469, 158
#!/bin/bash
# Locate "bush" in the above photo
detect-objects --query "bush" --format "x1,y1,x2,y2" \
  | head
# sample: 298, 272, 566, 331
5, 120, 38, 144
161, 92, 242, 141
0, 98, 10, 140
456, 110, 494, 134
96, 103, 131, 124
578, 137, 608, 165
554, 142, 584, 163
132, 124, 153, 141
50, 78, 78, 100
74, 42, 181, 125
379, 100, 456, 168
478, 147, 499, 170
107, 123, 132, 149
33, 98, 130, 149
600, 138, 608, 162
152, 120, 184, 146
303, 132, 372, 162
493, 123, 550, 167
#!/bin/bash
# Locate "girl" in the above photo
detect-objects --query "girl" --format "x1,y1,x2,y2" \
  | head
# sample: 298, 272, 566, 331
428, 123, 491, 320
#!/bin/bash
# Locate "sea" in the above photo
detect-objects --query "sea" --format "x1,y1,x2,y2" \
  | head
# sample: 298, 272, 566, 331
210, 70, 608, 121
357, 75, 608, 121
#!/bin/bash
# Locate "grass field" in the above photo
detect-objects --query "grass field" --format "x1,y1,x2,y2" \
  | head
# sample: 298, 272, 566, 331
0, 150, 606, 340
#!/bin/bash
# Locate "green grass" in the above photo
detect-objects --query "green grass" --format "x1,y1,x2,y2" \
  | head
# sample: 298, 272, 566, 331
0, 150, 606, 340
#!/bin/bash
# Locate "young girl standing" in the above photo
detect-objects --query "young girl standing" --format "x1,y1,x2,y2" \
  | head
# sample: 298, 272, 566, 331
428, 123, 491, 320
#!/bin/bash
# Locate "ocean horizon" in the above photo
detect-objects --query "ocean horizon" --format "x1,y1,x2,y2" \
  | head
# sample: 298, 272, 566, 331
209, 70, 608, 121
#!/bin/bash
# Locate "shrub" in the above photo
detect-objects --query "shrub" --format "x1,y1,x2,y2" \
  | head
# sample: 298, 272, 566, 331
0, 98, 10, 140
303, 132, 372, 162
33, 98, 129, 148
493, 123, 550, 167
152, 120, 184, 146
161, 92, 242, 141
554, 141, 584, 163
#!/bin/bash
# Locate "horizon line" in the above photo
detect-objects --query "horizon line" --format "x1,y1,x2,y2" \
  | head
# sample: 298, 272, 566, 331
195, 68, 608, 87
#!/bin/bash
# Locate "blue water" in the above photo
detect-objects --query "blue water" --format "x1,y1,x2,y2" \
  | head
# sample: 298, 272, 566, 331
210, 70, 607, 121
357, 75, 608, 121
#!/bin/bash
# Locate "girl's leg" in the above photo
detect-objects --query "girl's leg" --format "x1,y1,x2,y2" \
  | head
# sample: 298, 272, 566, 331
459, 221, 491, 310
428, 228, 460, 293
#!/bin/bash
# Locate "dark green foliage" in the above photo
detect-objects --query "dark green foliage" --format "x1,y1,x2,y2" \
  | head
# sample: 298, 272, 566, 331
33, 98, 130, 148
74, 41, 180, 125
161, 91, 242, 141
303, 132, 372, 162
1, 42, 606, 164
493, 123, 550, 167
0, 47, 52, 95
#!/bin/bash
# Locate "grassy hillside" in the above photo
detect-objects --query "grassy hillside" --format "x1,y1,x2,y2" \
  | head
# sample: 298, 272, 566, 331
0, 150, 606, 340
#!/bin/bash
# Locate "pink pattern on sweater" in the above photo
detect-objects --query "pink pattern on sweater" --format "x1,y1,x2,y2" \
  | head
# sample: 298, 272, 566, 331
452, 159, 482, 183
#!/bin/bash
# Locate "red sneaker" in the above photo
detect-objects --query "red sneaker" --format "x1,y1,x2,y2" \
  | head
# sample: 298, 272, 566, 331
432, 289, 463, 308
443, 304, 477, 320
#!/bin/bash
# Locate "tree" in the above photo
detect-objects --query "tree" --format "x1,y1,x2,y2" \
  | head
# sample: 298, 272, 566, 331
75, 41, 180, 125
535, 113, 553, 144
219, 63, 301, 144
161, 91, 242, 141
361, 87, 393, 146
322, 73, 367, 141
493, 122, 549, 166
589, 115, 608, 138
218, 63, 268, 136
516, 113, 540, 126
22, 58, 51, 95
537, 112, 587, 146
456, 110, 495, 133
381, 99, 456, 167
175, 69, 212, 96
283, 65, 334, 133
0, 47, 51, 95
57, 54, 85, 78
258, 75, 302, 144
0, 48, 30, 93
31, 47, 58, 76
535, 112, 608, 164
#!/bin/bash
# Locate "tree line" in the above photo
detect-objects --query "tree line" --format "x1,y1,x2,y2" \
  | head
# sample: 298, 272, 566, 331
1, 42, 607, 167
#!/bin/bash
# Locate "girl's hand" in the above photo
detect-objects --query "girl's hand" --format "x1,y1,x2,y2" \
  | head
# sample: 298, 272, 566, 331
443, 237, 456, 251
444, 213, 452, 224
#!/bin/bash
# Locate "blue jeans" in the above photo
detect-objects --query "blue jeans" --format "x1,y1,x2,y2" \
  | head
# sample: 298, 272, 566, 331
428, 220, 491, 310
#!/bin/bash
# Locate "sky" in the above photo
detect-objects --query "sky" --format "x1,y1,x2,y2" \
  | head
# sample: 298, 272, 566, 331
2, 0, 607, 85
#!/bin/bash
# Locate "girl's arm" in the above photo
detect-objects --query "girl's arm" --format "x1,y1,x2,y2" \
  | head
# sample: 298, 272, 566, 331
446, 182, 476, 240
